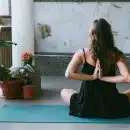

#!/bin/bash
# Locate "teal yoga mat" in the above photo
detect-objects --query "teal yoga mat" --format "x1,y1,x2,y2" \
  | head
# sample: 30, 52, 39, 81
0, 104, 130, 123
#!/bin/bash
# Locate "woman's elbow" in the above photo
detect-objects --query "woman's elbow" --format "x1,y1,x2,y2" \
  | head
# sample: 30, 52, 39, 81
65, 71, 70, 79
126, 75, 130, 83
65, 70, 73, 79
123, 75, 130, 83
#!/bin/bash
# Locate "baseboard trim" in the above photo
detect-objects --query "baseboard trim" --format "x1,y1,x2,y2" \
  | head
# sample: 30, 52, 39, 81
34, 52, 130, 57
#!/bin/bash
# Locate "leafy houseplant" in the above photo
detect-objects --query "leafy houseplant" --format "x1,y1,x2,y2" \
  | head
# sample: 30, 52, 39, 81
10, 64, 34, 85
0, 40, 21, 99
0, 40, 17, 82
0, 65, 12, 82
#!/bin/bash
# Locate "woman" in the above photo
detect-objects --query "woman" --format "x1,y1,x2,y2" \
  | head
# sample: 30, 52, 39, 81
61, 18, 130, 118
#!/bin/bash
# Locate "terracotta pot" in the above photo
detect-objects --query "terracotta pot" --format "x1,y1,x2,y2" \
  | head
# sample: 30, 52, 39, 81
1, 78, 24, 99
23, 85, 36, 100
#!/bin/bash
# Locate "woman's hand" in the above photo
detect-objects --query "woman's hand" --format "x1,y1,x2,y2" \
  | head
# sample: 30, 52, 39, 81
97, 59, 102, 79
93, 59, 100, 80
93, 59, 103, 80
98, 68, 103, 79
96, 59, 103, 79
93, 67, 99, 80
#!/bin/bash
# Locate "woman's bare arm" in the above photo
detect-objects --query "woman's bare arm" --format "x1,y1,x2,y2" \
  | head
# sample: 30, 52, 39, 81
65, 49, 98, 81
99, 58, 130, 83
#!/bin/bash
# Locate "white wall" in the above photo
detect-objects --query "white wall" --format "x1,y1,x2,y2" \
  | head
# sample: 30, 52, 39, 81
34, 2, 130, 53
0, 0, 9, 15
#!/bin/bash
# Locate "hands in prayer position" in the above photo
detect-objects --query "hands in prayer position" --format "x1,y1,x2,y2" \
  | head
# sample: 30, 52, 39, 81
93, 59, 103, 80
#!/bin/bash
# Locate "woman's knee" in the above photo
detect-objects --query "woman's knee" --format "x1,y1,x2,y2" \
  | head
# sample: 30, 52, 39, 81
61, 89, 77, 98
61, 89, 68, 98
60, 89, 71, 104
123, 89, 130, 94
123, 89, 130, 102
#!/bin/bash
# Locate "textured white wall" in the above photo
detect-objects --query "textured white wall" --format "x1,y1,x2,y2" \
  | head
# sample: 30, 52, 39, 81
34, 2, 130, 53
0, 0, 9, 15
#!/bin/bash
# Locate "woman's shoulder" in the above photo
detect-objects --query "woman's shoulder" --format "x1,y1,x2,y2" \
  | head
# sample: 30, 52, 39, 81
73, 48, 90, 62
74, 48, 89, 55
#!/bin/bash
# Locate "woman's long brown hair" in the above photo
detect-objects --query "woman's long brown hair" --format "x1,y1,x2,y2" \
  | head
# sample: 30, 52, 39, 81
90, 18, 125, 75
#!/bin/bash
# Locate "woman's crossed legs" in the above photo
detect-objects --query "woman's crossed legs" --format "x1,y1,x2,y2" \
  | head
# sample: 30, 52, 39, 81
61, 89, 130, 104
61, 89, 77, 104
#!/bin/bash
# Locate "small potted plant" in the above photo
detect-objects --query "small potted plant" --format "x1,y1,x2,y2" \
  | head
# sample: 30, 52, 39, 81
21, 52, 33, 66
22, 64, 36, 100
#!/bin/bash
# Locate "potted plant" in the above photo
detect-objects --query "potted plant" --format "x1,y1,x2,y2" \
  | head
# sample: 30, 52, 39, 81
0, 65, 24, 99
22, 64, 36, 100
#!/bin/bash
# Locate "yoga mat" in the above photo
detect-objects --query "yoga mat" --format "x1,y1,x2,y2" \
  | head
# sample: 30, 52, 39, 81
0, 104, 130, 123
